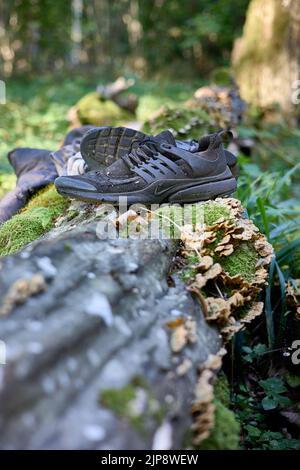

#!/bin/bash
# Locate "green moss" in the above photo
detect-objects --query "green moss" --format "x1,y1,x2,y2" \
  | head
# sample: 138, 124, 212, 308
234, 304, 253, 321
142, 105, 212, 141
0, 173, 16, 198
210, 67, 233, 86
172, 202, 257, 284
181, 429, 194, 449
182, 373, 239, 450
25, 185, 68, 213
0, 212, 49, 256
203, 202, 231, 226
180, 252, 199, 283
214, 372, 231, 408
0, 185, 69, 257
101, 385, 136, 417
180, 267, 198, 283
77, 92, 132, 126
63, 242, 73, 252
285, 372, 300, 389
199, 399, 240, 450
154, 202, 232, 241
64, 209, 79, 222
200, 203, 258, 283
100, 381, 166, 435
131, 375, 148, 389
218, 242, 258, 283
154, 204, 184, 239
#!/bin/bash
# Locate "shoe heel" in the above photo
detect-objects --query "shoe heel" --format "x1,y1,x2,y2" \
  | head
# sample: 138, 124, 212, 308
168, 178, 237, 203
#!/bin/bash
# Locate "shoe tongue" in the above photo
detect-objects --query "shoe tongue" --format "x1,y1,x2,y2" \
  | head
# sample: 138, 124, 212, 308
197, 133, 215, 152
154, 130, 176, 145
102, 158, 129, 178
197, 131, 228, 152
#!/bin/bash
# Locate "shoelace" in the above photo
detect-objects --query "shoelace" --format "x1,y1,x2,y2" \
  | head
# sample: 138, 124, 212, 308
121, 138, 159, 169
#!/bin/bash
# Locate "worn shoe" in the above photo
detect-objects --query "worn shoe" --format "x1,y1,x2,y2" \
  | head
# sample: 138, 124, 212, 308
80, 125, 239, 178
55, 131, 237, 205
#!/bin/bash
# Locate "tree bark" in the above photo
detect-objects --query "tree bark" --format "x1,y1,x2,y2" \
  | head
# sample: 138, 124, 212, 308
70, 0, 83, 66
0, 214, 221, 449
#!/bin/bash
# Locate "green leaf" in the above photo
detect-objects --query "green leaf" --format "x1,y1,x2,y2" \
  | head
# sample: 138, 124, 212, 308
253, 343, 267, 356
245, 424, 261, 438
259, 377, 287, 395
262, 396, 277, 410
285, 373, 300, 388
275, 395, 292, 407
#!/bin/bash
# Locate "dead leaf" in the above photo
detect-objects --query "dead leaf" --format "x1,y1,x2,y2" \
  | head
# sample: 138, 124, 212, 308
170, 324, 188, 353
166, 318, 185, 329
205, 297, 231, 323
176, 358, 192, 376
186, 318, 197, 343
286, 279, 300, 319
228, 292, 245, 308
114, 209, 138, 228
196, 256, 214, 272
193, 263, 222, 289
0, 274, 47, 316
216, 244, 234, 257
241, 302, 264, 324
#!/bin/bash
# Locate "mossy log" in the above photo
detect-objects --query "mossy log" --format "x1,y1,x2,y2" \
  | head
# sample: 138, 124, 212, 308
0, 204, 225, 449
75, 92, 134, 127
0, 195, 272, 449
0, 186, 69, 257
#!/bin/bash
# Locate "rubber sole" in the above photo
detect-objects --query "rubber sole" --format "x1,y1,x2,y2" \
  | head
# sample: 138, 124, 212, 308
55, 176, 237, 206
80, 126, 147, 170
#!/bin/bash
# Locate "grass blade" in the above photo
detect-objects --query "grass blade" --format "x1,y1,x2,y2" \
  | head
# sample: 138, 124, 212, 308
257, 197, 270, 239
265, 258, 276, 347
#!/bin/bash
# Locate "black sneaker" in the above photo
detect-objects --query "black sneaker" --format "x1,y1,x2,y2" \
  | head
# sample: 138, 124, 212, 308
80, 125, 239, 178
55, 132, 237, 205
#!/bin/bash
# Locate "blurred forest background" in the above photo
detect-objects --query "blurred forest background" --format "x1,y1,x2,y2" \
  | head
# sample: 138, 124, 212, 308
0, 0, 249, 78
0, 0, 300, 451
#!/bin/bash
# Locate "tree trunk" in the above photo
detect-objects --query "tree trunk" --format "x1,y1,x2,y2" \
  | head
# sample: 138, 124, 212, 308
70, 0, 83, 66
0, 213, 221, 449
232, 0, 300, 119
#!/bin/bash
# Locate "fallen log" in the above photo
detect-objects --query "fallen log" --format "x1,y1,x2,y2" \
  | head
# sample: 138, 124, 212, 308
0, 194, 273, 450
0, 211, 222, 449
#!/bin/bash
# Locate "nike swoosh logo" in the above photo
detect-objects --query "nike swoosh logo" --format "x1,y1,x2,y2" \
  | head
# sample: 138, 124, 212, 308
154, 184, 178, 196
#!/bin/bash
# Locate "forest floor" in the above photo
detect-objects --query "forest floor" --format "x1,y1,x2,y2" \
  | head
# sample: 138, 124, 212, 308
0, 76, 199, 170
0, 77, 300, 449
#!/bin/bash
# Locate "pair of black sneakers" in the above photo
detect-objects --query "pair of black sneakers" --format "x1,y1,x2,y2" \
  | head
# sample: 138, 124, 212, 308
55, 126, 238, 205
